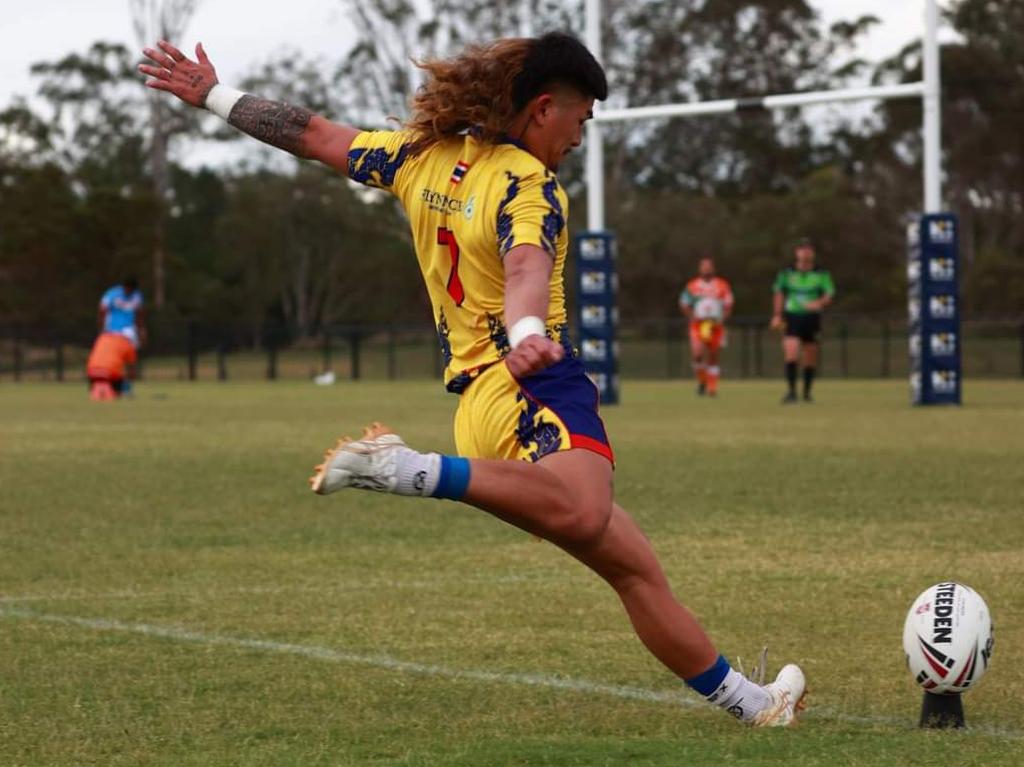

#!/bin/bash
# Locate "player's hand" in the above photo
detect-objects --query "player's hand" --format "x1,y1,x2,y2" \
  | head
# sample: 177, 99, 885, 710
770, 314, 784, 331
505, 335, 564, 378
139, 41, 219, 108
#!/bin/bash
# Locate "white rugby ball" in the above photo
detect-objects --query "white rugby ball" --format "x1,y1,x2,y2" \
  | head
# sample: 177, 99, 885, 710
903, 582, 993, 694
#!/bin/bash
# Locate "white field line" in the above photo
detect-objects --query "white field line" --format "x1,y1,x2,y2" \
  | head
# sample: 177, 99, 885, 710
1, 607, 1020, 740
0, 606, 690, 706
0, 573, 549, 605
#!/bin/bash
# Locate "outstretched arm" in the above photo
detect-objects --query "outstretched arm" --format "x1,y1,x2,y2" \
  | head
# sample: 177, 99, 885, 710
139, 40, 359, 173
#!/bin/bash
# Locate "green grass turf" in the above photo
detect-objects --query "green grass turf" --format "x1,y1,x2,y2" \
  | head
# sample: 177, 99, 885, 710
1, 379, 1022, 766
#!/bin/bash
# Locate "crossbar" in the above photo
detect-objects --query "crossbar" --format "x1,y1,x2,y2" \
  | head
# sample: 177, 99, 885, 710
593, 82, 926, 123
584, 0, 943, 227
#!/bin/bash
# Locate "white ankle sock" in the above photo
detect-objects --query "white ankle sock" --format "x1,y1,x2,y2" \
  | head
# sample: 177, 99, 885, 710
393, 449, 442, 497
706, 668, 773, 723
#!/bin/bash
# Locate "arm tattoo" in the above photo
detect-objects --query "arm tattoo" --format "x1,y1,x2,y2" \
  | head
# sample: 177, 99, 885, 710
227, 95, 313, 156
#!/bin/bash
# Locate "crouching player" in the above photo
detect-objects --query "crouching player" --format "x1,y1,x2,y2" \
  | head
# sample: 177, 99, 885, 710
679, 256, 733, 397
86, 332, 137, 400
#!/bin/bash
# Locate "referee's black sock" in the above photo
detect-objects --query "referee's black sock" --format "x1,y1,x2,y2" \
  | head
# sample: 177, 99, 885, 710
803, 366, 816, 398
785, 362, 798, 394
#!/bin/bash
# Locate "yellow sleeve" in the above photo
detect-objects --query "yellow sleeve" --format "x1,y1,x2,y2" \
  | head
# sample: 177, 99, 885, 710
495, 170, 567, 258
346, 130, 415, 193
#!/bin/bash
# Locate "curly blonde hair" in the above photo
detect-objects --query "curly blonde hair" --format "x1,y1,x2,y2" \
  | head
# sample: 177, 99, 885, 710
405, 38, 533, 154
404, 32, 607, 155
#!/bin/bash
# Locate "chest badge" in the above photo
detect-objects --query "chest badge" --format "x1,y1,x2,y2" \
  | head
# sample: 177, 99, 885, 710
450, 160, 470, 185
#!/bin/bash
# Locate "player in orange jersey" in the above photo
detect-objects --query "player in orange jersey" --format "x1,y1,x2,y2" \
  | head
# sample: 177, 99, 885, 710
679, 257, 734, 397
86, 332, 137, 400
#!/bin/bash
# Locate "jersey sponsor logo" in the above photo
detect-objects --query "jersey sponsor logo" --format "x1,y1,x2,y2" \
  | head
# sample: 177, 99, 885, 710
421, 187, 464, 215
463, 194, 476, 221
693, 296, 724, 320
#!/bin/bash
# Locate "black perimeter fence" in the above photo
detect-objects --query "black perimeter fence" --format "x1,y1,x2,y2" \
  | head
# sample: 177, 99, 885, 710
2, 315, 1023, 384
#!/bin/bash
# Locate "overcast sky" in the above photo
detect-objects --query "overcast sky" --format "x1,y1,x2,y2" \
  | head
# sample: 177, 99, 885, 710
2, 1, 953, 112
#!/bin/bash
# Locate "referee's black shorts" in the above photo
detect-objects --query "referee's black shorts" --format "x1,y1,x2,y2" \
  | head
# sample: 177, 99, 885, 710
783, 312, 822, 343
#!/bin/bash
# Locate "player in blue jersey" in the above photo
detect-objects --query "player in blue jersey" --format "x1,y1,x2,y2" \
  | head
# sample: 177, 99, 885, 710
98, 275, 147, 349
142, 32, 805, 727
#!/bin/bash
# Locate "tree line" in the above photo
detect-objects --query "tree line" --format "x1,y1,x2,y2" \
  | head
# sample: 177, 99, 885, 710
0, 0, 1020, 345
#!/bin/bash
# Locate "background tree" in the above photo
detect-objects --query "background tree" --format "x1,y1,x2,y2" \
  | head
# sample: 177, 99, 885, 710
858, 0, 1024, 315
1, 0, 1021, 341
130, 0, 202, 309
1, 43, 160, 334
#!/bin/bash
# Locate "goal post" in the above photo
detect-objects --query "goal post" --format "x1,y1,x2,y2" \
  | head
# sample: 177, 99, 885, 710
577, 0, 958, 405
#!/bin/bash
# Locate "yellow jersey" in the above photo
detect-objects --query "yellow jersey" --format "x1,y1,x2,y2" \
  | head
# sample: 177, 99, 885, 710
346, 130, 570, 392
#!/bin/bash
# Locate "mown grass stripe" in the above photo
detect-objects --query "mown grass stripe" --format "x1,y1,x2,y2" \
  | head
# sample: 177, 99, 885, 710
4, 606, 1021, 741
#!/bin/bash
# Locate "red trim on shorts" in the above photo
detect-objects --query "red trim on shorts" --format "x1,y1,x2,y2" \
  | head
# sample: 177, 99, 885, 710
570, 433, 615, 462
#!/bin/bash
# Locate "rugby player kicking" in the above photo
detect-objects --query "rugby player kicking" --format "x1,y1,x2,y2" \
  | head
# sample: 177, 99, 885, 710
141, 32, 805, 726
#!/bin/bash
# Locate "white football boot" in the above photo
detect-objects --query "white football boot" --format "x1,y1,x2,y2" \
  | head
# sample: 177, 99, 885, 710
749, 651, 807, 728
309, 423, 407, 495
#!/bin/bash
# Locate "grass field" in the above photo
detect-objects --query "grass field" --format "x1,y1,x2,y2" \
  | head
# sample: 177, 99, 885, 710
1, 379, 1022, 766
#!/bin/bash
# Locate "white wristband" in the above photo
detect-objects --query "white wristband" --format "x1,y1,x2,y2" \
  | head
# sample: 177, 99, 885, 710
508, 316, 546, 349
205, 84, 246, 121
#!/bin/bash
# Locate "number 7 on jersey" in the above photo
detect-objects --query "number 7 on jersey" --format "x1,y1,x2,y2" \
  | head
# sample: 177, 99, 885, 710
437, 227, 466, 306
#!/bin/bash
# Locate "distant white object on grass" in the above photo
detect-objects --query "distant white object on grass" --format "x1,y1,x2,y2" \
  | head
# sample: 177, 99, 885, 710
314, 371, 337, 386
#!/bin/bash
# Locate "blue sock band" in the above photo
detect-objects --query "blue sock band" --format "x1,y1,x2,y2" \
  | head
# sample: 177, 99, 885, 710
431, 455, 471, 500
684, 654, 731, 697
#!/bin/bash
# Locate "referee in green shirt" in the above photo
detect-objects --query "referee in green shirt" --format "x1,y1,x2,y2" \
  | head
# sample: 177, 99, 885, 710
770, 239, 835, 403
